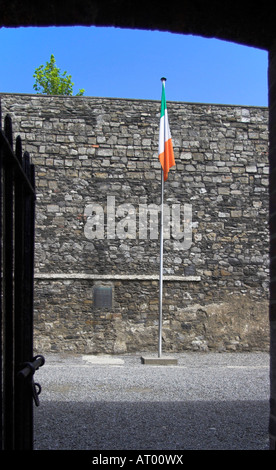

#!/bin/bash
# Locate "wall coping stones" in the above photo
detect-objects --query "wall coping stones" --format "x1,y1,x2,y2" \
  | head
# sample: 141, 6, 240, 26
0, 91, 269, 110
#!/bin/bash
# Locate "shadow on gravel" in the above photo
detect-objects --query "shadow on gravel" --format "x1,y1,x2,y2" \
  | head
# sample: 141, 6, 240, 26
34, 399, 269, 450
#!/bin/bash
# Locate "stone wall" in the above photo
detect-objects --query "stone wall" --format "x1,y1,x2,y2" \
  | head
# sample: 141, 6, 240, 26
0, 93, 270, 354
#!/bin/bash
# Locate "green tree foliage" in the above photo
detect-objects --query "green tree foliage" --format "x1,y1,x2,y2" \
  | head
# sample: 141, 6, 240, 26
33, 54, 85, 96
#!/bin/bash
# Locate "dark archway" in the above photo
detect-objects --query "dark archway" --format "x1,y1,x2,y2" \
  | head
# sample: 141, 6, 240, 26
0, 1, 275, 50
1, 0, 275, 449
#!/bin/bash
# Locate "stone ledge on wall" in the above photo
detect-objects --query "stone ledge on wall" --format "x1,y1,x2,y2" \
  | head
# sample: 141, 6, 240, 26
34, 272, 201, 281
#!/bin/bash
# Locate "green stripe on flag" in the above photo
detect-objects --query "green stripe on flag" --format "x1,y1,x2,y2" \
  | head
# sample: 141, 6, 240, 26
160, 82, 166, 118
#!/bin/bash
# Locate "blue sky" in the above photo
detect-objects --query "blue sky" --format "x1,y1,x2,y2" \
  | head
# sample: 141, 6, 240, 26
0, 25, 268, 106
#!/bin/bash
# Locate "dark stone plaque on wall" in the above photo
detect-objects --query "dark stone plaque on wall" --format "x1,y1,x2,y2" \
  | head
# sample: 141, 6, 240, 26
93, 286, 113, 309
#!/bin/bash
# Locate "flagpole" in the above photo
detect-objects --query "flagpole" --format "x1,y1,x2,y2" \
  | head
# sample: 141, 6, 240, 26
158, 77, 166, 358
158, 166, 164, 357
141, 77, 177, 364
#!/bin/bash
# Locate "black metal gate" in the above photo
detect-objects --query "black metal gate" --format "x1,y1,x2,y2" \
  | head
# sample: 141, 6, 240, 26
0, 100, 44, 450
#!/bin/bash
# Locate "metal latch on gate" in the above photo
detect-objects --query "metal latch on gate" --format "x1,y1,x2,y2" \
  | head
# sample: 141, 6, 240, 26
17, 355, 45, 406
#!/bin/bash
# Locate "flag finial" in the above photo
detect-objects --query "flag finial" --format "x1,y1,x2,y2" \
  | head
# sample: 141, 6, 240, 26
160, 77, 167, 82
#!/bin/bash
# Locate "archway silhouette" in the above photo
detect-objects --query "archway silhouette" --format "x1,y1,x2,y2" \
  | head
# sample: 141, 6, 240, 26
0, 0, 275, 449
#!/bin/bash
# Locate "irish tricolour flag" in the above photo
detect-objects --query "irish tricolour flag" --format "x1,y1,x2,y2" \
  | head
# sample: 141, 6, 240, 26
158, 79, 175, 181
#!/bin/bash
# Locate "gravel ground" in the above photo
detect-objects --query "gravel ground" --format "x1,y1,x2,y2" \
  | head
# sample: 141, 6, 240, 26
33, 351, 270, 451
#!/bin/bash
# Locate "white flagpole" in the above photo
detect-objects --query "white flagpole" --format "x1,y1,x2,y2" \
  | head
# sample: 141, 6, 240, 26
158, 77, 166, 358
158, 166, 164, 357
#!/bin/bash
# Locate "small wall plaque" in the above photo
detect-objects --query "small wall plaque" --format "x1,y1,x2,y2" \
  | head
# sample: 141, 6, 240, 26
93, 286, 113, 309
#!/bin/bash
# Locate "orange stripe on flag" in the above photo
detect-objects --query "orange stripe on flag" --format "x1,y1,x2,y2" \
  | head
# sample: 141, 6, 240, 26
159, 138, 175, 181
